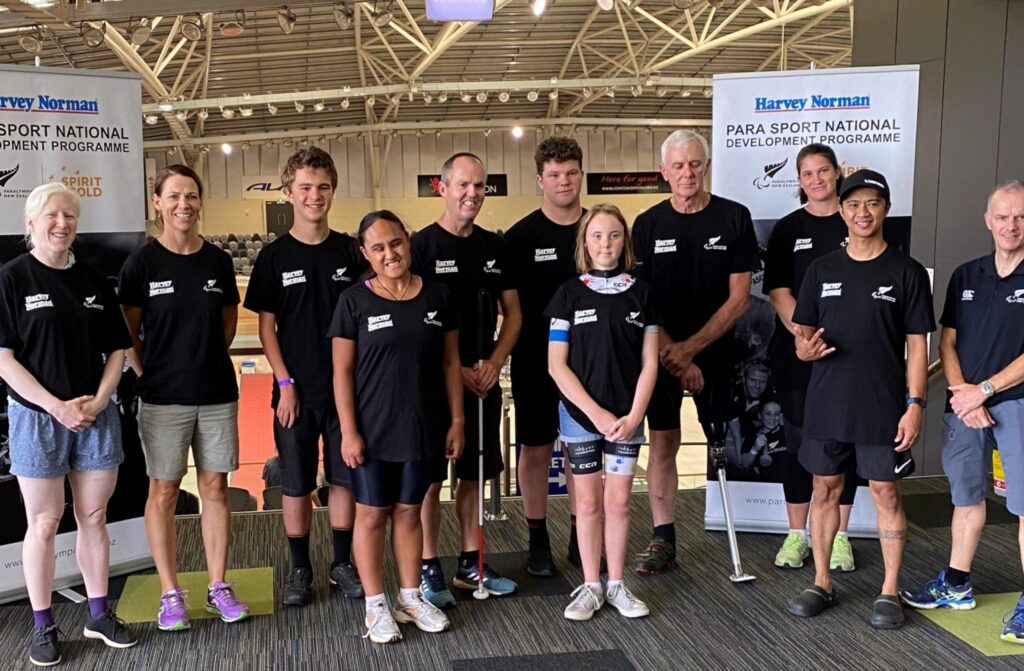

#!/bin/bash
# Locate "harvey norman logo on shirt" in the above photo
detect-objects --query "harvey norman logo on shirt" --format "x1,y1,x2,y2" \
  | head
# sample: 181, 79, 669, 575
574, 309, 597, 325
534, 248, 557, 262
282, 270, 305, 287
149, 280, 174, 296
368, 314, 393, 331
821, 282, 842, 298
793, 238, 813, 252
25, 293, 52, 311
654, 239, 676, 254
435, 260, 458, 274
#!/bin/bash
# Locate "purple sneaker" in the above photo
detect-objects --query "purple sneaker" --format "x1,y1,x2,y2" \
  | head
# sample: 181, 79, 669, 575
206, 582, 251, 623
157, 588, 191, 632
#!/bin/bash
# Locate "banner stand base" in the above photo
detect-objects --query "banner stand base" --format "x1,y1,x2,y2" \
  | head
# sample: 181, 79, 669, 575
56, 587, 85, 603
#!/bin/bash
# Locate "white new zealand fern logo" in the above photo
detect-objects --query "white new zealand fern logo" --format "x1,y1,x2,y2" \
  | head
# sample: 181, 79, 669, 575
1007, 289, 1024, 304
625, 310, 643, 327
424, 310, 442, 326
83, 295, 104, 310
704, 235, 727, 251
872, 285, 896, 302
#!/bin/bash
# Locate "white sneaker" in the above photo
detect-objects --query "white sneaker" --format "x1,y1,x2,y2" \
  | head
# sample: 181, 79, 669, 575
564, 584, 604, 621
363, 601, 402, 643
605, 582, 649, 618
393, 593, 450, 633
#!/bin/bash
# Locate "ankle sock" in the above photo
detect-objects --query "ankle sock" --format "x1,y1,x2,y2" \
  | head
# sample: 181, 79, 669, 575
606, 579, 622, 591
399, 587, 420, 605
459, 550, 479, 567
365, 593, 386, 614
836, 531, 849, 539
789, 528, 808, 540
585, 581, 603, 596
33, 608, 54, 629
331, 527, 353, 568
287, 534, 311, 570
527, 517, 550, 547
653, 523, 676, 546
422, 556, 441, 572
87, 596, 107, 619
946, 566, 971, 587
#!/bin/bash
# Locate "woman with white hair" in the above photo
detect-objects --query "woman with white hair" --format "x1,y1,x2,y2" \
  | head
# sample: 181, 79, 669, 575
0, 183, 137, 666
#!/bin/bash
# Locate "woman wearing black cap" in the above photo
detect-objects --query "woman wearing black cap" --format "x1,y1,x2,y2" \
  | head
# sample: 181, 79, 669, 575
786, 169, 934, 630
330, 210, 464, 644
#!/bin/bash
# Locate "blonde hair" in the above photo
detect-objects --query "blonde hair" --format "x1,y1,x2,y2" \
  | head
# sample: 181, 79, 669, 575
24, 183, 80, 249
575, 203, 636, 273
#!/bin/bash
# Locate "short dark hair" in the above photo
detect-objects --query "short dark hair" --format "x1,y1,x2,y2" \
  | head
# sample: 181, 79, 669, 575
440, 152, 485, 185
535, 137, 583, 175
281, 146, 338, 190
357, 209, 407, 245
154, 164, 204, 198
795, 143, 842, 205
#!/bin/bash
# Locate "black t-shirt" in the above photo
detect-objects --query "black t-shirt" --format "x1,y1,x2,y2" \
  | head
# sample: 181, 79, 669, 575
328, 280, 457, 461
762, 209, 849, 412
794, 246, 935, 444
632, 196, 760, 373
0, 254, 132, 412
544, 274, 657, 434
505, 209, 582, 366
243, 231, 365, 408
941, 254, 1024, 408
118, 240, 240, 405
411, 222, 513, 366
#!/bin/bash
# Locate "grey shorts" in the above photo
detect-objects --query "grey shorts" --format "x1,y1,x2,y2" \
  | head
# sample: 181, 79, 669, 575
942, 399, 1024, 515
8, 397, 123, 479
138, 400, 239, 481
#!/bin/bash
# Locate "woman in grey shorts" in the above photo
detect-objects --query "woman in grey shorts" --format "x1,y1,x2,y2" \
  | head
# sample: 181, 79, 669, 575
0, 183, 137, 666
118, 165, 249, 631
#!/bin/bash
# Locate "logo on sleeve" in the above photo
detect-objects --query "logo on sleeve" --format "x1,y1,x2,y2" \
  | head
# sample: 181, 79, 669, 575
149, 280, 174, 296
282, 270, 306, 287
872, 285, 896, 303
83, 295, 104, 310
435, 259, 458, 274
841, 237, 849, 248
534, 248, 557, 262
483, 259, 501, 274
573, 309, 597, 325
368, 313, 393, 331
203, 279, 223, 294
625, 310, 643, 328
424, 310, 442, 326
793, 238, 813, 252
821, 282, 842, 298
1007, 289, 1024, 304
704, 235, 728, 251
961, 289, 974, 301
25, 293, 52, 311
331, 267, 349, 282
654, 239, 676, 254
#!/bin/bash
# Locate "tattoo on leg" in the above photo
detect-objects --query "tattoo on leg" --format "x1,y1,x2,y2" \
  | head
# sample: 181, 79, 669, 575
878, 528, 907, 540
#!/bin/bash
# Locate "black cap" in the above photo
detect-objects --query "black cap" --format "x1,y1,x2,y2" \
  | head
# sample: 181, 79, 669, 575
839, 168, 890, 203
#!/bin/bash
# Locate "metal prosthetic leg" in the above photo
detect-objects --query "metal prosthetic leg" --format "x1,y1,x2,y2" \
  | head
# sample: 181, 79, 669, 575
704, 420, 755, 583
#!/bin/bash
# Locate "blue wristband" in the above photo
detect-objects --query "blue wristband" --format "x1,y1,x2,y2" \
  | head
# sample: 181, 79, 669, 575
277, 377, 295, 388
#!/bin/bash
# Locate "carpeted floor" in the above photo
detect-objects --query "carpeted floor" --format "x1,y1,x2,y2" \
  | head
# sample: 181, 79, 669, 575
1, 479, 1023, 670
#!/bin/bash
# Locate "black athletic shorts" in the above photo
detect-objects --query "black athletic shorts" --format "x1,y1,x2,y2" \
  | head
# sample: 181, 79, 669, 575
350, 458, 446, 507
563, 440, 642, 476
782, 421, 860, 505
442, 385, 504, 482
799, 437, 915, 482
273, 405, 351, 496
510, 352, 560, 447
646, 365, 734, 432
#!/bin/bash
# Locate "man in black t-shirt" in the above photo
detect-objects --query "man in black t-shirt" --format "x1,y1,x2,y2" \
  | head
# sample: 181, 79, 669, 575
412, 153, 522, 605
505, 137, 585, 577
901, 181, 1024, 642
786, 170, 934, 630
243, 148, 367, 607
631, 130, 760, 574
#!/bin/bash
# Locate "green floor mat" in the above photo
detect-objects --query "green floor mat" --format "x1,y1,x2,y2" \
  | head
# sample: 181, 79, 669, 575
919, 592, 1024, 657
115, 567, 274, 624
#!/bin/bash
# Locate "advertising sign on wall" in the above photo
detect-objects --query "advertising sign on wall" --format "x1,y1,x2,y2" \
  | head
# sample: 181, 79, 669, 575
417, 173, 508, 197
586, 171, 670, 195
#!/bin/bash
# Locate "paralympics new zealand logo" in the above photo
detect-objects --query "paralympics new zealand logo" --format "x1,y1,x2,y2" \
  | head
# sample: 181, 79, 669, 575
872, 285, 896, 303
753, 158, 788, 189
424, 310, 442, 326
0, 164, 19, 188
1007, 289, 1024, 305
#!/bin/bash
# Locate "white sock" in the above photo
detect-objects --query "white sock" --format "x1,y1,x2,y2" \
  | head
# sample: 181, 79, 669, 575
606, 579, 622, 591
585, 581, 603, 596
399, 587, 420, 606
836, 531, 848, 539
365, 593, 386, 615
789, 528, 808, 540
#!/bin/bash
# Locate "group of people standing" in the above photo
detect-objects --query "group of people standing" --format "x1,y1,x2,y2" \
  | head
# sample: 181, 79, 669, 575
2, 128, 1022, 665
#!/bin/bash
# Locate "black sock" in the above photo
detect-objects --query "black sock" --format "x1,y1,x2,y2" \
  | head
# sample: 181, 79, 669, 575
946, 566, 971, 587
287, 534, 311, 570
459, 550, 479, 567
653, 523, 676, 547
527, 517, 550, 547
331, 528, 353, 568
422, 556, 441, 571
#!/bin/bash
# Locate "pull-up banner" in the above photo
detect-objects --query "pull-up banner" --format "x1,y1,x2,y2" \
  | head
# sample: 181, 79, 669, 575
0, 64, 149, 603
706, 65, 920, 537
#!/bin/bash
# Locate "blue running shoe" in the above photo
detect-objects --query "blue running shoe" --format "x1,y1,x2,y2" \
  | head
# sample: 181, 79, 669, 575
899, 569, 976, 610
1001, 594, 1024, 644
454, 562, 518, 596
421, 563, 456, 609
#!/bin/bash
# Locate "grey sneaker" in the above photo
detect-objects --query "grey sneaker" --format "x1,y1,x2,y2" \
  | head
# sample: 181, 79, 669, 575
564, 584, 604, 621
393, 592, 450, 633
605, 582, 649, 618
631, 537, 675, 574
363, 600, 402, 644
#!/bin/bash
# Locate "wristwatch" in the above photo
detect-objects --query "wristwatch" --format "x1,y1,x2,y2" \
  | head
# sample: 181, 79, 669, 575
981, 380, 995, 397
906, 396, 926, 409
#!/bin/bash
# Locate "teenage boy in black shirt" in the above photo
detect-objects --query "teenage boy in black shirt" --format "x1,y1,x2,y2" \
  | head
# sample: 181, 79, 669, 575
786, 169, 934, 630
244, 147, 367, 607
505, 137, 586, 577
412, 153, 522, 605
631, 129, 760, 574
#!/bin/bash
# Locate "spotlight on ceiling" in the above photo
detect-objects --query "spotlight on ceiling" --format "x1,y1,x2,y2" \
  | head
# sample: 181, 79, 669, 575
267, 102, 278, 115
340, 98, 350, 109
157, 102, 174, 112
221, 143, 233, 155
672, 0, 696, 8
294, 101, 305, 113
334, 3, 354, 29
239, 107, 253, 117
703, 87, 713, 98
372, 0, 394, 27
365, 95, 376, 107
129, 18, 151, 45
655, 86, 668, 97
221, 108, 235, 119
581, 87, 592, 98
175, 110, 188, 121
220, 10, 246, 37
597, 0, 614, 10
604, 87, 615, 98
278, 7, 297, 34
526, 90, 539, 102
460, 92, 472, 103
144, 114, 159, 125
511, 126, 524, 139
197, 109, 210, 120
498, 91, 510, 103
180, 14, 203, 41
476, 91, 488, 103
531, 0, 547, 16
390, 93, 401, 104
423, 93, 433, 105
630, 85, 642, 97
548, 90, 558, 100
19, 30, 43, 54
437, 92, 448, 103
80, 22, 105, 49
313, 101, 326, 112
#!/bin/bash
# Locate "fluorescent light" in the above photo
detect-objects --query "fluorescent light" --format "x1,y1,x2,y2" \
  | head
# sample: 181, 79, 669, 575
531, 0, 547, 16
511, 126, 524, 139
221, 143, 233, 155
157, 102, 174, 112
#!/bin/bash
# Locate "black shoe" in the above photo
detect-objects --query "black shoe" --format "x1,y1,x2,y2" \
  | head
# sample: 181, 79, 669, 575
83, 609, 138, 649
283, 567, 314, 607
28, 625, 61, 667
631, 538, 675, 575
526, 544, 556, 578
787, 586, 837, 618
329, 561, 365, 599
870, 594, 905, 630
